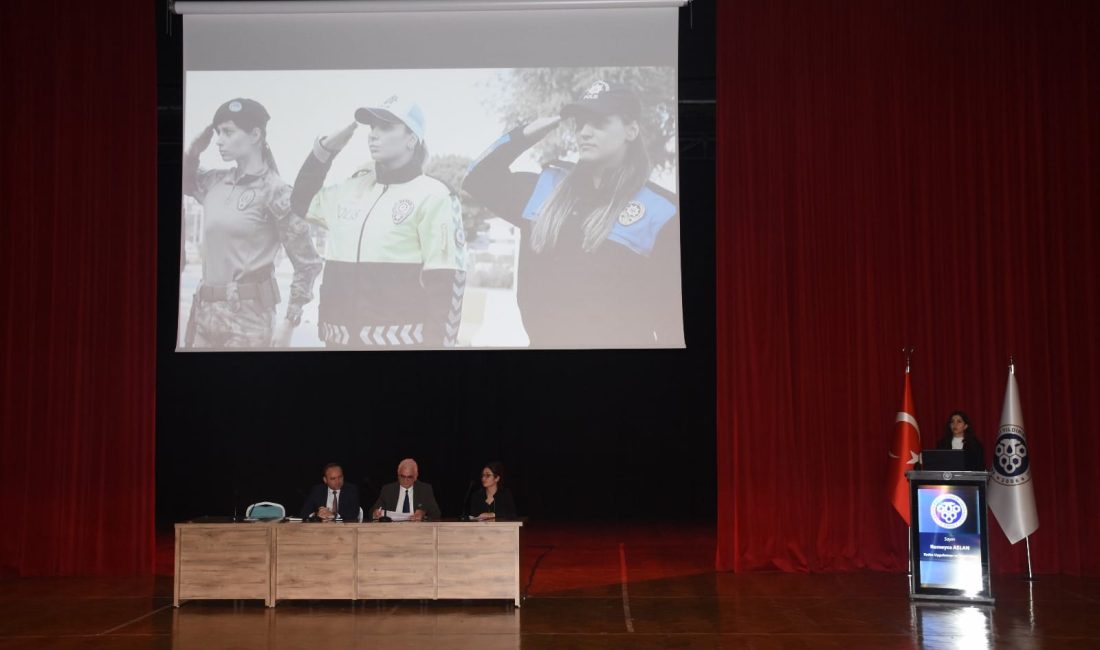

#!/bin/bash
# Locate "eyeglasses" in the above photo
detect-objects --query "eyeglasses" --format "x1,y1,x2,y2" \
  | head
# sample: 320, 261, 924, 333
398, 474, 416, 479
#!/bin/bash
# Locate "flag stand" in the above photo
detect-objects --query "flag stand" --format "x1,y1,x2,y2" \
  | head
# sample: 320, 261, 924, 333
906, 526, 912, 578
1023, 535, 1036, 581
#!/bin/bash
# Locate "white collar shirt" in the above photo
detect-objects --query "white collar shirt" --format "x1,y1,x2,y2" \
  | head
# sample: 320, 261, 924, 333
398, 485, 415, 513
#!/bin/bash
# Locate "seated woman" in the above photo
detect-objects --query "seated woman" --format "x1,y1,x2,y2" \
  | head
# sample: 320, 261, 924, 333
467, 461, 517, 521
936, 410, 986, 471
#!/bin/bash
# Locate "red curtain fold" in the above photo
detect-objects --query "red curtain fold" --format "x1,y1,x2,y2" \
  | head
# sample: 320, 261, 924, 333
0, 0, 156, 576
717, 0, 1100, 574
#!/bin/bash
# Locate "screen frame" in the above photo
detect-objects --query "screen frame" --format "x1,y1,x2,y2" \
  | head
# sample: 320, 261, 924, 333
907, 471, 994, 604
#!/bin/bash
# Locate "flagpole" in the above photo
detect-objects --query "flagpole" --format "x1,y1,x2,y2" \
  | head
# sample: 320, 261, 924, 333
904, 347, 913, 585
1024, 535, 1035, 581
907, 525, 912, 578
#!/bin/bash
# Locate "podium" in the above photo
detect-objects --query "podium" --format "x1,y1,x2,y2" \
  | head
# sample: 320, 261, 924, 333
906, 470, 994, 604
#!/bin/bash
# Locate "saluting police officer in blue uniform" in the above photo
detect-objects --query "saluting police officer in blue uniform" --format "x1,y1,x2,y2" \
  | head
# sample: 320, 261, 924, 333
464, 81, 681, 348
182, 98, 323, 348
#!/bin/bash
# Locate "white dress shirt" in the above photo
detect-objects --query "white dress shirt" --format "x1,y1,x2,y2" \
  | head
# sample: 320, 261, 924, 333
398, 486, 414, 512
326, 488, 342, 517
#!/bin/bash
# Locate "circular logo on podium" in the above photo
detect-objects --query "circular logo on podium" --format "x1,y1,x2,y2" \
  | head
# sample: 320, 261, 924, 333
994, 433, 1029, 477
930, 493, 968, 529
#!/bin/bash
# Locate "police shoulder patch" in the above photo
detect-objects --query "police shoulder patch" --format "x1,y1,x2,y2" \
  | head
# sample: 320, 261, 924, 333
617, 200, 645, 226
392, 198, 416, 224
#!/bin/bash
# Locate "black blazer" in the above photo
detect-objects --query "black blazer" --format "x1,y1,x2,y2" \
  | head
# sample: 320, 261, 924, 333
467, 487, 517, 520
371, 481, 442, 520
300, 483, 361, 521
936, 434, 986, 472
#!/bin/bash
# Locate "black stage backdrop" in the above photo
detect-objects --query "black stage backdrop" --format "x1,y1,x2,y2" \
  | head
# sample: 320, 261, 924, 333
154, 2, 718, 527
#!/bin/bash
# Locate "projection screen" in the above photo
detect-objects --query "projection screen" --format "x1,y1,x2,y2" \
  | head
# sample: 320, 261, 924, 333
176, 0, 685, 351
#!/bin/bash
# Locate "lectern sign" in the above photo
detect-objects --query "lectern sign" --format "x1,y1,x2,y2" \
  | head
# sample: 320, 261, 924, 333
907, 471, 993, 603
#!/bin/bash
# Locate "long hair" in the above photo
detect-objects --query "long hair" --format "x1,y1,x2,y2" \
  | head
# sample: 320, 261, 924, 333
410, 138, 428, 173
484, 461, 505, 482
939, 410, 975, 446
260, 138, 280, 175
530, 134, 651, 253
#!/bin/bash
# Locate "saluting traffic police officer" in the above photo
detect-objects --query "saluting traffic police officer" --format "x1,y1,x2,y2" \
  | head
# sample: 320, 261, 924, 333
463, 81, 681, 348
290, 95, 466, 348
182, 98, 323, 348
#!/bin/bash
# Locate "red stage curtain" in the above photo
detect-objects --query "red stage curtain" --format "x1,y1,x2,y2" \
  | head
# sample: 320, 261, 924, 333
0, 0, 156, 576
717, 0, 1100, 574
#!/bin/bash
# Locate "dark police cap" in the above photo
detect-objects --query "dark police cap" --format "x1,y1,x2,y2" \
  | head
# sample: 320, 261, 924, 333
212, 98, 271, 129
561, 81, 642, 121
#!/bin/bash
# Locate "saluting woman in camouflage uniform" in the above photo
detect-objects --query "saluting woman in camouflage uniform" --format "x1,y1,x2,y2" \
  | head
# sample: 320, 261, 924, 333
182, 98, 323, 348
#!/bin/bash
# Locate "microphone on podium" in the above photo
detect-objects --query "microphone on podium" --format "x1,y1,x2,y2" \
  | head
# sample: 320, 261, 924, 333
461, 479, 476, 521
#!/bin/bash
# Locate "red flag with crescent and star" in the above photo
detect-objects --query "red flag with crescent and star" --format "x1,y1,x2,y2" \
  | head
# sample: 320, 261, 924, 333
887, 369, 921, 525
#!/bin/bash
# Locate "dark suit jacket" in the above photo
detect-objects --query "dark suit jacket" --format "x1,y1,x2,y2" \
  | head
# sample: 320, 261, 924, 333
467, 487, 517, 520
372, 480, 441, 520
936, 434, 986, 472
300, 483, 361, 521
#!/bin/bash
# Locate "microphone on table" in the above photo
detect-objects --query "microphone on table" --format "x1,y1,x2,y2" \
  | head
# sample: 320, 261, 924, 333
461, 479, 476, 521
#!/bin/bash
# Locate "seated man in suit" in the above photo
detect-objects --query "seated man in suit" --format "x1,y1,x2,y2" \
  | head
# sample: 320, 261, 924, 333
371, 458, 441, 521
300, 463, 361, 521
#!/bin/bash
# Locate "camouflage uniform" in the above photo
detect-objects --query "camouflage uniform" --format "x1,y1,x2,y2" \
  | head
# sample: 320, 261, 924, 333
183, 164, 323, 348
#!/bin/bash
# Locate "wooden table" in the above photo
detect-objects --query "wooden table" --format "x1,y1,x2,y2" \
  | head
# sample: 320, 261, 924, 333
174, 521, 523, 607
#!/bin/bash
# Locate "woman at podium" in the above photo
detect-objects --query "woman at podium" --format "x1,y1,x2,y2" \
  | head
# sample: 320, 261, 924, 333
936, 410, 986, 471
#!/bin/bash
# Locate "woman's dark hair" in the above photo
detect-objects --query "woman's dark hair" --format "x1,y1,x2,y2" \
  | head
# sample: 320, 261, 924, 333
530, 120, 651, 253
410, 138, 428, 172
484, 461, 505, 482
213, 99, 280, 175
941, 410, 974, 442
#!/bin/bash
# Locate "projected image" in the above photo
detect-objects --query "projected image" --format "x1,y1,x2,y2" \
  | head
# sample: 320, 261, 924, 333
178, 67, 681, 350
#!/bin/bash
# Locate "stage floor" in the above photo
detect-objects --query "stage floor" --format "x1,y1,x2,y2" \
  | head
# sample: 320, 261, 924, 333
1, 523, 1096, 649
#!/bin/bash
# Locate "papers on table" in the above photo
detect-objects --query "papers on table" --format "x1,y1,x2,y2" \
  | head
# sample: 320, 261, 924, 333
381, 510, 414, 522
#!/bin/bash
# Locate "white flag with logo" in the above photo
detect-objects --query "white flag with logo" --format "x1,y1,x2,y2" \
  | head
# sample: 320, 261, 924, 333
988, 366, 1039, 544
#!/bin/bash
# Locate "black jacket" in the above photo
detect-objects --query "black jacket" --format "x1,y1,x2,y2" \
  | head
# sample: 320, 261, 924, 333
300, 483, 361, 521
371, 480, 442, 520
467, 487, 517, 520
936, 434, 986, 471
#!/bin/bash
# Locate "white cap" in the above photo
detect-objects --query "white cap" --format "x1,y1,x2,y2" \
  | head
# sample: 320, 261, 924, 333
355, 94, 426, 142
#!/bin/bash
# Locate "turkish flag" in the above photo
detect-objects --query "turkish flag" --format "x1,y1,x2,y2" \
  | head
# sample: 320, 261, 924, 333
886, 371, 921, 525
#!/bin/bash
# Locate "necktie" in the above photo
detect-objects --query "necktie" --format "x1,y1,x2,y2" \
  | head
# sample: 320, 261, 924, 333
332, 490, 339, 517
402, 490, 411, 513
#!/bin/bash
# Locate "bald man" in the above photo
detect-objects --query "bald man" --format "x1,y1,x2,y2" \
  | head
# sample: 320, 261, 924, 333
371, 458, 442, 521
